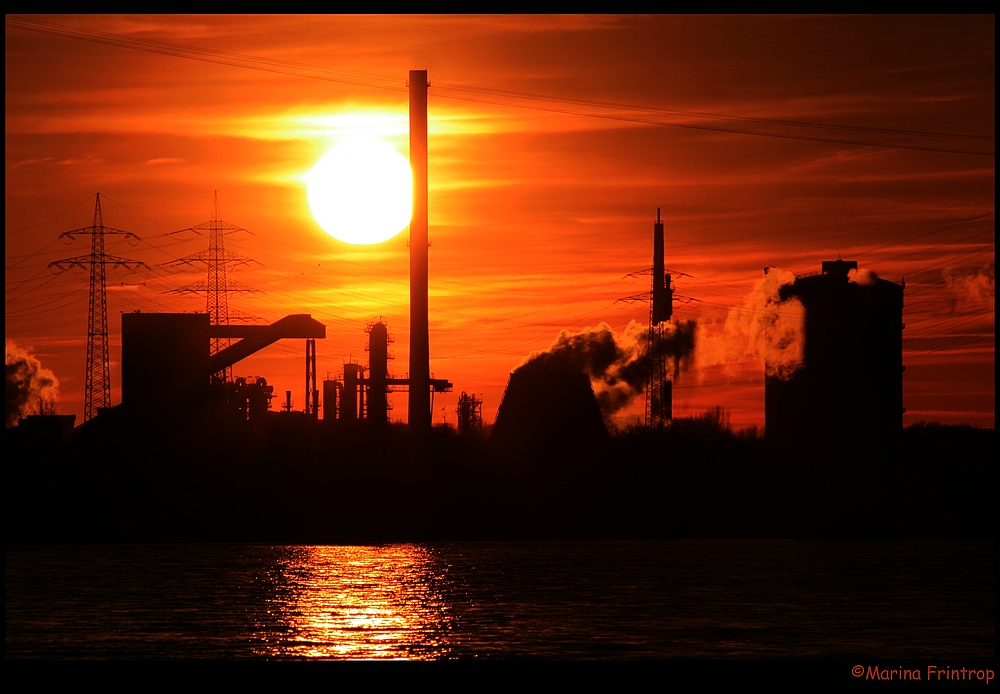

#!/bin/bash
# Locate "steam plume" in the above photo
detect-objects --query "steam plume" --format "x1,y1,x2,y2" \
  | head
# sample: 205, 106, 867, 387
6, 340, 59, 427
848, 268, 880, 286
695, 267, 805, 380
516, 320, 696, 417
944, 263, 994, 313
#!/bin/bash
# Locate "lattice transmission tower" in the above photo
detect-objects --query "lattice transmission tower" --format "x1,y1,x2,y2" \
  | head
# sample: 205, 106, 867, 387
164, 191, 259, 383
618, 209, 682, 429
645, 209, 674, 429
48, 193, 149, 421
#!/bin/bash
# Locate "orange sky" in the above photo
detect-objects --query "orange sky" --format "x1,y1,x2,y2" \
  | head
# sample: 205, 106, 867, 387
6, 15, 995, 429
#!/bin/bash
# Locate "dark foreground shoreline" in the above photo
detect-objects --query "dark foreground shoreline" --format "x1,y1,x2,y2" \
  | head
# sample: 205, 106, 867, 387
6, 417, 994, 544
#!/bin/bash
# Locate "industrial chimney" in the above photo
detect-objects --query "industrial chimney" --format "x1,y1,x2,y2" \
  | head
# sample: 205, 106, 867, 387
646, 209, 673, 428
408, 69, 431, 430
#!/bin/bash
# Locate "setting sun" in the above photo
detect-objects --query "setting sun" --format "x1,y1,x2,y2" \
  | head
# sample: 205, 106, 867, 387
307, 136, 412, 245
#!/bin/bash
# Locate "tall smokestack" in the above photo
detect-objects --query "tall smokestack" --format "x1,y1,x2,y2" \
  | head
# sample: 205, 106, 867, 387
408, 70, 431, 430
651, 208, 671, 325
646, 208, 673, 428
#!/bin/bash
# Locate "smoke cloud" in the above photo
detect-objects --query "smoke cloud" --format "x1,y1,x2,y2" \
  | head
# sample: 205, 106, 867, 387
516, 319, 696, 417
6, 340, 60, 427
695, 267, 805, 380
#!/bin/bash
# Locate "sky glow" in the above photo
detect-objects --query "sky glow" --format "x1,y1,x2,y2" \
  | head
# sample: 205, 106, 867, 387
5, 15, 994, 429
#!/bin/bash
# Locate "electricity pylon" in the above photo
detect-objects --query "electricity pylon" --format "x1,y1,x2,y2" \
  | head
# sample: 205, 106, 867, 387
645, 209, 673, 429
164, 191, 258, 382
49, 193, 148, 421
618, 210, 696, 429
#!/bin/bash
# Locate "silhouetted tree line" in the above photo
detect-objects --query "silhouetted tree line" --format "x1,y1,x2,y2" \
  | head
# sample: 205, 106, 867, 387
5, 408, 994, 544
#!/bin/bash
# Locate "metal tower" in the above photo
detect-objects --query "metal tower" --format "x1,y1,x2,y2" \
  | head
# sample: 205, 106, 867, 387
456, 392, 483, 435
49, 193, 148, 421
165, 191, 258, 382
305, 338, 318, 417
618, 211, 696, 428
645, 209, 673, 429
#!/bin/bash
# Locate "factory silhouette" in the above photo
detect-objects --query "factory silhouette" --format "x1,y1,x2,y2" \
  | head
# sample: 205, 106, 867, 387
9, 219, 991, 543
765, 260, 905, 447
7, 70, 993, 543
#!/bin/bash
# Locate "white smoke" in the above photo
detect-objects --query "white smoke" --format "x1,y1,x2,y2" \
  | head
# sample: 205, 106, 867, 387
848, 268, 880, 286
695, 267, 805, 380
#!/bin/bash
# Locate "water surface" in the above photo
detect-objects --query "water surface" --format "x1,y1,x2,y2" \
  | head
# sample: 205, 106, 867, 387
5, 540, 994, 659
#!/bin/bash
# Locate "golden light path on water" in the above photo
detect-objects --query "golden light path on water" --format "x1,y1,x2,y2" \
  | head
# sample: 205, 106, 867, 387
252, 545, 453, 659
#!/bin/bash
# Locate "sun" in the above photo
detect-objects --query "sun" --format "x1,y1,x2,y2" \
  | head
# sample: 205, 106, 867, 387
307, 137, 412, 245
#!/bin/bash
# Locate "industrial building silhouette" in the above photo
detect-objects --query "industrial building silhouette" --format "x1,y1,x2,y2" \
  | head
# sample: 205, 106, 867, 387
323, 319, 452, 425
10, 256, 992, 546
6, 68, 911, 467
765, 260, 905, 446
7, 62, 990, 544
115, 311, 455, 428
120, 312, 325, 423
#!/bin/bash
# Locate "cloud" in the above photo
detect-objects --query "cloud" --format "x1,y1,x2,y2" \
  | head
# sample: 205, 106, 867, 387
11, 157, 55, 168
943, 263, 994, 314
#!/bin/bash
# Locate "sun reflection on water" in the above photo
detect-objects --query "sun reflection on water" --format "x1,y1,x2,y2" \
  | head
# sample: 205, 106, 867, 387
252, 545, 453, 659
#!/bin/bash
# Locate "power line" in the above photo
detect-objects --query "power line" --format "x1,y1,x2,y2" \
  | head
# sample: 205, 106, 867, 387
6, 15, 994, 158
434, 90, 995, 157
429, 80, 994, 142
5, 193, 97, 237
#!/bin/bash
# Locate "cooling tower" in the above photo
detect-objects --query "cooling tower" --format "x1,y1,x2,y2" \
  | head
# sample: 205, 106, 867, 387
490, 362, 608, 463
